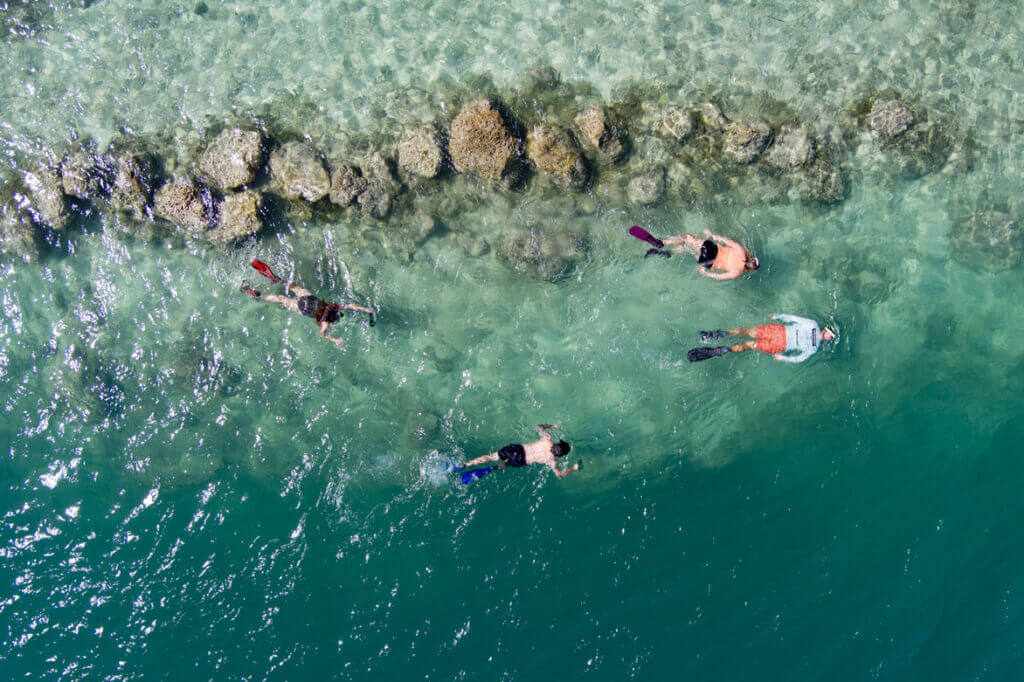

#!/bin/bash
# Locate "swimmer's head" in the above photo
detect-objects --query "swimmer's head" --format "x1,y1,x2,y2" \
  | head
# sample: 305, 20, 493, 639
552, 440, 571, 457
821, 326, 837, 342
744, 255, 760, 271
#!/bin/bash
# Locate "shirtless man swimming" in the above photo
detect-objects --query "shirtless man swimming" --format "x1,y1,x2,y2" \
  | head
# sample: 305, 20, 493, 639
462, 424, 581, 478
688, 314, 836, 363
241, 279, 374, 344
659, 228, 759, 280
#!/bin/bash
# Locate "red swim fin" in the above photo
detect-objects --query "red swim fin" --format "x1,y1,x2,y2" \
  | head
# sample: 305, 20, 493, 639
628, 225, 665, 249
251, 259, 281, 282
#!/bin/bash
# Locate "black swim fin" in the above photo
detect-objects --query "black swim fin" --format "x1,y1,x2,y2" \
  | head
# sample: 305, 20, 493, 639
644, 248, 671, 259
699, 330, 727, 343
687, 346, 730, 362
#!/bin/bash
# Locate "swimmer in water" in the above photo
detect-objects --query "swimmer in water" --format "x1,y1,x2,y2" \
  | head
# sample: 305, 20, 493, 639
462, 424, 581, 478
660, 229, 759, 280
688, 314, 836, 363
241, 260, 374, 344
628, 226, 758, 280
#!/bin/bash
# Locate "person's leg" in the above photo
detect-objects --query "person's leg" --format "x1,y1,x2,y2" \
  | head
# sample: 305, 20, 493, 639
727, 326, 758, 338
287, 283, 313, 298
728, 340, 757, 353
263, 293, 300, 314
465, 453, 499, 467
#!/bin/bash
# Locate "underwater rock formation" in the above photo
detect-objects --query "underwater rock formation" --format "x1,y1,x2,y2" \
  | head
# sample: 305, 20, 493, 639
497, 225, 588, 282
627, 169, 665, 206
448, 97, 520, 182
722, 119, 771, 164
207, 190, 263, 243
153, 177, 214, 231
60, 146, 109, 199
574, 106, 627, 163
397, 126, 444, 179
525, 124, 588, 190
268, 141, 330, 202
868, 98, 915, 140
329, 165, 368, 207
950, 210, 1020, 270
0, 208, 40, 262
657, 105, 694, 142
198, 128, 263, 190
356, 153, 402, 219
766, 124, 815, 168
24, 166, 69, 230
108, 152, 154, 220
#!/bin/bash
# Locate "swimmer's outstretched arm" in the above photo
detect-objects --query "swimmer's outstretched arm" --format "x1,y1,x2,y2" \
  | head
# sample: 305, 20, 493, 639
698, 268, 738, 281
536, 424, 556, 440
319, 321, 343, 344
552, 461, 581, 478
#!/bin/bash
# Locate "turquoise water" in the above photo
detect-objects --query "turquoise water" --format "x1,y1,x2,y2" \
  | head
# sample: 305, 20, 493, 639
3, 0, 1024, 679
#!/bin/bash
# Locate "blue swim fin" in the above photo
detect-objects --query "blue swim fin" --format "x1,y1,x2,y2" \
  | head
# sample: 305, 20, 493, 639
459, 467, 496, 484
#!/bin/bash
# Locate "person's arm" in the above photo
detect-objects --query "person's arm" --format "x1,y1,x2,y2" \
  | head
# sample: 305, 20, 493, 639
465, 452, 501, 467
536, 424, 556, 440
319, 321, 343, 344
770, 313, 800, 325
773, 350, 810, 363
552, 461, 582, 478
699, 267, 738, 281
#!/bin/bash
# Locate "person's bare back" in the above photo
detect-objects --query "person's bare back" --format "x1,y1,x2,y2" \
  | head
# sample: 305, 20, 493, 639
661, 229, 759, 280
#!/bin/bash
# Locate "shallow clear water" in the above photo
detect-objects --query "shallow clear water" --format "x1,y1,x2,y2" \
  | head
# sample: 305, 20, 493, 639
2, 0, 1024, 679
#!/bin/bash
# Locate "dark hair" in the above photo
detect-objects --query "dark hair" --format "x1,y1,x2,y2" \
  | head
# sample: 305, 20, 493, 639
745, 256, 760, 271
552, 440, 571, 457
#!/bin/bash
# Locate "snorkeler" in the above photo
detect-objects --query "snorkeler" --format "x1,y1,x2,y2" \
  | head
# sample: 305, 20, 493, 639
241, 260, 374, 344
629, 226, 759, 280
688, 314, 836, 363
459, 424, 581, 480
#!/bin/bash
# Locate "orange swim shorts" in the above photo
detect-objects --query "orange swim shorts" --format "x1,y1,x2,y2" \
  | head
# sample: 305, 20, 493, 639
755, 324, 787, 354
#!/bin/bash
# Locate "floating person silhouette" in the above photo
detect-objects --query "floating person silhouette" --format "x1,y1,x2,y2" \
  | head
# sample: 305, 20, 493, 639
689, 314, 836, 363
451, 424, 581, 484
241, 260, 375, 344
629, 225, 759, 280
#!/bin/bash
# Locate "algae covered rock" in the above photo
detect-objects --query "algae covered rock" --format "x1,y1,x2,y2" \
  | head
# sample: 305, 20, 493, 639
950, 210, 1021, 270
525, 124, 588, 190
766, 124, 815, 168
198, 128, 263, 190
268, 141, 330, 202
206, 190, 263, 243
61, 147, 110, 199
497, 226, 588, 281
356, 153, 402, 219
397, 126, 444, 179
448, 97, 520, 182
693, 102, 728, 131
24, 166, 69, 229
329, 165, 368, 207
868, 98, 914, 140
885, 121, 953, 180
627, 169, 665, 206
109, 153, 154, 219
658, 105, 695, 141
573, 106, 627, 162
722, 119, 771, 164
797, 160, 847, 204
153, 177, 214, 231
0, 209, 41, 262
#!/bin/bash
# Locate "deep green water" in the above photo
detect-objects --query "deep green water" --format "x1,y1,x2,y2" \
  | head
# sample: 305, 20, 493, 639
3, 0, 1024, 680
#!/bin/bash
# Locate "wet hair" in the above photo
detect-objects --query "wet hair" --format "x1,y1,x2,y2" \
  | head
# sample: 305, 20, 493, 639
552, 440, 571, 457
745, 256, 760, 271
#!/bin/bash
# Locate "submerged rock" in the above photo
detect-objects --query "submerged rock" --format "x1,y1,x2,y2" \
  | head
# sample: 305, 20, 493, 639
268, 141, 330, 202
61, 147, 110, 199
497, 226, 588, 281
658, 105, 694, 141
722, 119, 771, 164
356, 153, 402, 219
950, 210, 1021, 270
885, 121, 953, 180
198, 128, 263, 190
329, 165, 368, 207
108, 153, 154, 220
24, 166, 69, 230
0, 209, 40, 262
766, 124, 815, 168
868, 98, 914, 140
397, 126, 444, 179
574, 106, 627, 162
153, 177, 214, 231
626, 169, 665, 206
525, 124, 588, 190
693, 102, 728, 131
207, 190, 263, 243
448, 97, 520, 182
797, 160, 847, 203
